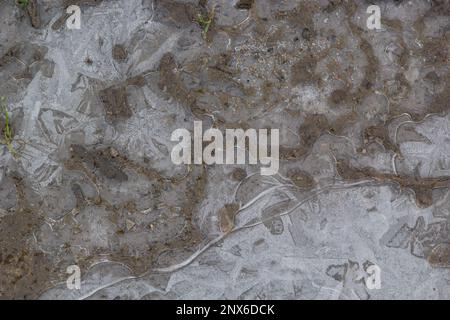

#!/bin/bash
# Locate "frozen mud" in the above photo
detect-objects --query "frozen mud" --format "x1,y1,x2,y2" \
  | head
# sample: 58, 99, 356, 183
0, 0, 449, 299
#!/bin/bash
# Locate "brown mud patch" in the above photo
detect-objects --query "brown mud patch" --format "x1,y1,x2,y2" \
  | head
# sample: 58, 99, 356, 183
153, 0, 201, 28
287, 169, 315, 189
0, 176, 60, 299
363, 126, 401, 155
0, 43, 48, 80
108, 166, 208, 272
231, 168, 247, 181
126, 75, 146, 87
275, 2, 318, 31
63, 145, 208, 274
69, 145, 129, 182
51, 12, 71, 31
112, 44, 128, 62
336, 160, 450, 208
427, 244, 450, 268
280, 115, 331, 161
219, 203, 240, 233
158, 53, 196, 107
235, 0, 254, 10
23, 0, 41, 29
64, 0, 103, 6
388, 216, 450, 268
99, 85, 132, 122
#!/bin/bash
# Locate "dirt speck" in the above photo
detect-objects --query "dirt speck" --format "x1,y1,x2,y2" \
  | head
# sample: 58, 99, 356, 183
235, 0, 254, 10
336, 160, 450, 208
112, 44, 128, 62
231, 168, 247, 181
290, 55, 318, 86
329, 89, 348, 106
99, 85, 131, 121
26, 0, 41, 29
